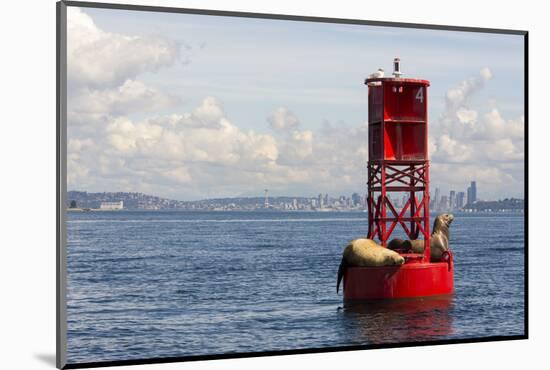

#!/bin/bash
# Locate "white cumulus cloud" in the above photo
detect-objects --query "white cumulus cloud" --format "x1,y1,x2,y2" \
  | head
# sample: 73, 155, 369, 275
70, 79, 179, 117
267, 107, 300, 132
67, 7, 181, 89
429, 68, 524, 198
445, 67, 492, 112
68, 97, 375, 199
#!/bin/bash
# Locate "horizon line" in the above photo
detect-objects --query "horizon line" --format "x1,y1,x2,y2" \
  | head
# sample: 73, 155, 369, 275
67, 189, 525, 203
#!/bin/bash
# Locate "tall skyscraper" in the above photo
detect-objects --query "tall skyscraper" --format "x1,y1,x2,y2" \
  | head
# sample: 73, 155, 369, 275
318, 193, 323, 208
467, 181, 477, 205
457, 191, 465, 209
351, 193, 361, 206
449, 190, 456, 210
440, 195, 449, 211
434, 187, 440, 209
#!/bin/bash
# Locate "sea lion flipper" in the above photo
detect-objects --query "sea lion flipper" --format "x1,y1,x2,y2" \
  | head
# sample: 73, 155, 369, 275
337, 258, 347, 294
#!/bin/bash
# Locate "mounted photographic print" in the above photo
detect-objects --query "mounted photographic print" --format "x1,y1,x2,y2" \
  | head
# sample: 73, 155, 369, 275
56, 1, 527, 368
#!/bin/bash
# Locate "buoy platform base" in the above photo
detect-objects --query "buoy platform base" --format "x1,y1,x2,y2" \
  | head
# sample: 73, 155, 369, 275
343, 254, 454, 300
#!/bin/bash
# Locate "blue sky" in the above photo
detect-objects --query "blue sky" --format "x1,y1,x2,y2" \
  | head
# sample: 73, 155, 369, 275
67, 6, 525, 201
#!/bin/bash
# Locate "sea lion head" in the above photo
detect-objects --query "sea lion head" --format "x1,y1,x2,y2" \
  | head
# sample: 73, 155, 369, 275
442, 213, 454, 226
385, 254, 405, 266
434, 213, 454, 231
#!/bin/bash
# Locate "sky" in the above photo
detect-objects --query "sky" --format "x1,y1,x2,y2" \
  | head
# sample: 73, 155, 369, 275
66, 6, 525, 201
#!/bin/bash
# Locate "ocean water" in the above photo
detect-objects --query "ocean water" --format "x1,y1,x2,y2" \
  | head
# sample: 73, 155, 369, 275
66, 211, 525, 364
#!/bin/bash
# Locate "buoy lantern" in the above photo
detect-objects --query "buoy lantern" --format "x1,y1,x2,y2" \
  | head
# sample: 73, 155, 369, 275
343, 59, 454, 300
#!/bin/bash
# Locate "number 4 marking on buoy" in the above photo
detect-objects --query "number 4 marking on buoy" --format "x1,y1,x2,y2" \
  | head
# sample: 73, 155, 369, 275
416, 87, 424, 103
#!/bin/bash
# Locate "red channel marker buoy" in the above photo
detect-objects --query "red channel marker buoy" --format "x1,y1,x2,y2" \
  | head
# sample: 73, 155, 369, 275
343, 58, 454, 300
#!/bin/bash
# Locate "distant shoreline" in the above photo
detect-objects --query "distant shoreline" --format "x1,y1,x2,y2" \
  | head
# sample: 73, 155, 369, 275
67, 208, 124, 212
67, 190, 525, 213
66, 208, 524, 213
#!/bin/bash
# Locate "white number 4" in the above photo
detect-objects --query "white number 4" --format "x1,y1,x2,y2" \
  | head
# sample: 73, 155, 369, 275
415, 88, 424, 103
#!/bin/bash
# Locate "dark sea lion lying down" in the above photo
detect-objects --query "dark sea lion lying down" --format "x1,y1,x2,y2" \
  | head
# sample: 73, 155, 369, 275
388, 213, 454, 261
336, 238, 405, 293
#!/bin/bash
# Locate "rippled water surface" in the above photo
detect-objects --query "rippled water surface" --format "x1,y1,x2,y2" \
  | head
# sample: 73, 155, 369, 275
66, 211, 525, 363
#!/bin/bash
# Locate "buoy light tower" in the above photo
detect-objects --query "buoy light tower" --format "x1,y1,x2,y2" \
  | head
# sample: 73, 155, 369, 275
342, 58, 454, 300
366, 57, 431, 261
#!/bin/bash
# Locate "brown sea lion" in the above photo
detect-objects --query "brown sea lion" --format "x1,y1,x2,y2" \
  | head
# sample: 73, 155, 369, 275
388, 238, 408, 251
336, 238, 405, 293
388, 213, 454, 261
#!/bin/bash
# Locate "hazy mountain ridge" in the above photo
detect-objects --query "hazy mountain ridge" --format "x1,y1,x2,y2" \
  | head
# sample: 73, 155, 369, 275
67, 191, 319, 210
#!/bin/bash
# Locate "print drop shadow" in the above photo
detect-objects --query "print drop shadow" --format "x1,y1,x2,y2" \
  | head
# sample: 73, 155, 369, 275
34, 353, 56, 367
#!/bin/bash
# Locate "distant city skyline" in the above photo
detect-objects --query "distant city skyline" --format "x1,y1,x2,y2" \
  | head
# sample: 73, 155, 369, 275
67, 187, 523, 213
69, 178, 524, 206
431, 181, 478, 212
67, 7, 525, 202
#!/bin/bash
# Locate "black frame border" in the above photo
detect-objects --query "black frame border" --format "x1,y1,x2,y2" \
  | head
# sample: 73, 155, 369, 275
56, 1, 529, 369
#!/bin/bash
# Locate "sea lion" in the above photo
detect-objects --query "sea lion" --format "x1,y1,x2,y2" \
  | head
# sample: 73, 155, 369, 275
336, 238, 405, 293
388, 238, 408, 251
388, 213, 454, 261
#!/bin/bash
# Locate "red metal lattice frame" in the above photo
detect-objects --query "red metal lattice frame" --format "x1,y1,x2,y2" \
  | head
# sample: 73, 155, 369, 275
367, 160, 431, 262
